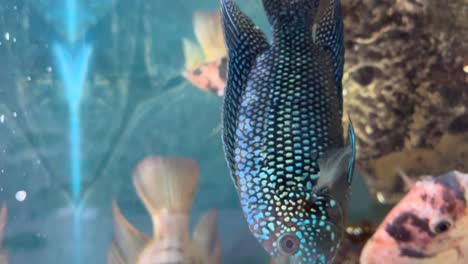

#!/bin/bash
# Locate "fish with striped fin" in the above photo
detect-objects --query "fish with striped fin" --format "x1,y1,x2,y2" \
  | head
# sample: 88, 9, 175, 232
0, 203, 7, 264
107, 157, 221, 264
220, 0, 355, 263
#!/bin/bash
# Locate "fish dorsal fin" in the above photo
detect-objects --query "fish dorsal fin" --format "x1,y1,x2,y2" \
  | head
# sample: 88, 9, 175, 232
316, 119, 356, 189
220, 0, 269, 187
0, 202, 6, 248
192, 209, 222, 264
193, 11, 227, 61
132, 156, 199, 218
312, 0, 344, 105
182, 38, 205, 69
110, 200, 150, 263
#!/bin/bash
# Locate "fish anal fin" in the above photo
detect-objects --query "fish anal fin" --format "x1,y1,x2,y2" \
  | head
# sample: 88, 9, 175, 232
110, 200, 150, 263
192, 209, 221, 263
193, 11, 227, 61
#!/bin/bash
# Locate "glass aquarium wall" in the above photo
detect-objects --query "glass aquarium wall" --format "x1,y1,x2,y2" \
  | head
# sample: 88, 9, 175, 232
0, 0, 466, 264
0, 0, 272, 263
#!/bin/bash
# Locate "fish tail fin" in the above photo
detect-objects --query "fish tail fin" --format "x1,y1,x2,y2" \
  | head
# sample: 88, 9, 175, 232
262, 0, 320, 25
0, 202, 6, 247
182, 38, 205, 70
109, 200, 150, 263
192, 209, 222, 264
132, 156, 199, 220
193, 11, 227, 61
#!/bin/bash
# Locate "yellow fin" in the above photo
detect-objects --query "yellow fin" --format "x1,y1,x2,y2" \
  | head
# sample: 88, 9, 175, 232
193, 11, 227, 61
192, 209, 221, 264
183, 38, 205, 69
0, 202, 6, 248
133, 156, 199, 217
110, 200, 150, 263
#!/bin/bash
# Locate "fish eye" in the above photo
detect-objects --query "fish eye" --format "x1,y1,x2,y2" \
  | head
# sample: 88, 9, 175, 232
278, 233, 300, 255
432, 219, 452, 234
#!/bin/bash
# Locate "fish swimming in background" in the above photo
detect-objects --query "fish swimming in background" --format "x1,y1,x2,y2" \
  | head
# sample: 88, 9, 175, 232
107, 157, 221, 264
182, 11, 228, 96
0, 202, 7, 264
220, 0, 355, 263
360, 171, 468, 264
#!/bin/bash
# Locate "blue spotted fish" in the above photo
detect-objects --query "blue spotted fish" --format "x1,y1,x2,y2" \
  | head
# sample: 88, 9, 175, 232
220, 0, 355, 263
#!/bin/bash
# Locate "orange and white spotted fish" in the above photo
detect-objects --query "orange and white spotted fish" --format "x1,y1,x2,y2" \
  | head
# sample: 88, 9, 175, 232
361, 171, 468, 264
182, 11, 227, 96
0, 202, 7, 264
107, 157, 221, 264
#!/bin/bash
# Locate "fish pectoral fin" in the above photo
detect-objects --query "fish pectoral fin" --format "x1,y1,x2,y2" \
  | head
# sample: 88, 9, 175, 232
316, 146, 352, 190
193, 11, 227, 61
110, 200, 150, 263
183, 38, 206, 70
346, 117, 356, 184
316, 118, 356, 189
192, 209, 222, 263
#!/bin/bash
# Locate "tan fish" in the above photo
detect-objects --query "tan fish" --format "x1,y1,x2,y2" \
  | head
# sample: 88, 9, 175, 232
182, 11, 227, 96
0, 202, 7, 264
108, 157, 221, 264
361, 171, 468, 264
